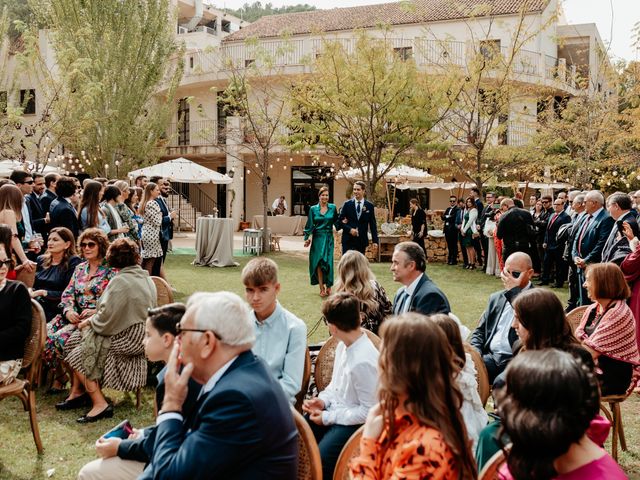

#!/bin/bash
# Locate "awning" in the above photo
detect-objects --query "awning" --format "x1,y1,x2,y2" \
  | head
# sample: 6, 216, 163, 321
128, 157, 232, 184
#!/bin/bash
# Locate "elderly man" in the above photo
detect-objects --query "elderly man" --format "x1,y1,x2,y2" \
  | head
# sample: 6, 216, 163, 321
571, 190, 614, 306
602, 192, 639, 264
564, 194, 586, 311
470, 252, 534, 384
140, 291, 298, 479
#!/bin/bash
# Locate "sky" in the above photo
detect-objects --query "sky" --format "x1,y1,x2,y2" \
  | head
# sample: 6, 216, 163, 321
216, 0, 639, 62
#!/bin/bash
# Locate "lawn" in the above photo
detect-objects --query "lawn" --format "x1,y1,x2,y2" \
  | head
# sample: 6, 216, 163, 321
0, 252, 638, 479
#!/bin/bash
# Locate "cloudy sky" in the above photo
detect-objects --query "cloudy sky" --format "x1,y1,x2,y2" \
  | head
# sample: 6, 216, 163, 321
218, 0, 639, 62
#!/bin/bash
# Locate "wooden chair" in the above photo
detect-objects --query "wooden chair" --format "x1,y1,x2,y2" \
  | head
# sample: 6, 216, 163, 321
295, 348, 312, 413
333, 425, 364, 480
315, 329, 381, 392
292, 408, 322, 480
151, 276, 174, 306
0, 300, 46, 454
478, 447, 509, 480
566, 305, 588, 333
600, 393, 631, 461
464, 342, 491, 407
16, 266, 36, 288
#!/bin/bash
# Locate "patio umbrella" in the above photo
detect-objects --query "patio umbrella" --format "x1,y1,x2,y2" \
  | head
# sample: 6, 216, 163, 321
128, 157, 232, 184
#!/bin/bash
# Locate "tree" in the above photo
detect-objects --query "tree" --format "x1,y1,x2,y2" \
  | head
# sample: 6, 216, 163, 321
35, 0, 183, 176
288, 32, 452, 198
226, 2, 316, 23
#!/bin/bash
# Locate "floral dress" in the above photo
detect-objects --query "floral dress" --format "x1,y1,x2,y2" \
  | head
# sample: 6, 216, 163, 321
43, 261, 116, 368
360, 280, 392, 335
115, 203, 140, 242
141, 201, 163, 259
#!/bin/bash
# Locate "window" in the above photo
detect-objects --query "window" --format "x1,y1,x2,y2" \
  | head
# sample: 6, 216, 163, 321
479, 40, 501, 61
291, 166, 333, 216
244, 59, 255, 68
20, 89, 36, 115
177, 98, 190, 146
0, 91, 6, 114
393, 46, 413, 61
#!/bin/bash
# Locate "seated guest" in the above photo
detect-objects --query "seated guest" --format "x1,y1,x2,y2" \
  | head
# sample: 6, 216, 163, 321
49, 176, 80, 238
46, 229, 115, 394
349, 313, 476, 479
0, 244, 32, 385
390, 241, 450, 316
334, 250, 392, 335
241, 257, 307, 404
497, 349, 626, 480
31, 227, 82, 322
77, 303, 200, 480
470, 252, 534, 384
62, 238, 157, 422
576, 262, 640, 396
141, 291, 298, 479
431, 314, 488, 450
303, 292, 379, 479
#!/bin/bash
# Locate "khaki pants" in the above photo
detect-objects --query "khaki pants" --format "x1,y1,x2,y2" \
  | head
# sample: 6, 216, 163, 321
77, 457, 144, 480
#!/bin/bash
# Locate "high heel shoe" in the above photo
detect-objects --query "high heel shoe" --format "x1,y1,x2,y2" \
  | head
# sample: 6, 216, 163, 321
76, 404, 114, 423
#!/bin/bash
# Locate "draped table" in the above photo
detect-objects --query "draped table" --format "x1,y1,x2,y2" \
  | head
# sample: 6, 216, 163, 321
251, 215, 307, 236
193, 217, 238, 267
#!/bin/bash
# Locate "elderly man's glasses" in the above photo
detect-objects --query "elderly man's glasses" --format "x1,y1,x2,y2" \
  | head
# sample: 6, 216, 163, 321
175, 322, 221, 340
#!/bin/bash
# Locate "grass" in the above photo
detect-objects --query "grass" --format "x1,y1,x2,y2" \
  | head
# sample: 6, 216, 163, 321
0, 252, 638, 479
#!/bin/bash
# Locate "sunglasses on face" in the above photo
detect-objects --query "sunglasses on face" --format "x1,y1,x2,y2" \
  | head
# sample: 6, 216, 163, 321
80, 241, 97, 249
23, 180, 34, 185
0, 259, 12, 268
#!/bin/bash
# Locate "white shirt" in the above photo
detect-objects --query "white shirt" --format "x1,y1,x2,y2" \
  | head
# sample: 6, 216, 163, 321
396, 274, 423, 314
271, 198, 288, 212
488, 301, 514, 357
21, 199, 33, 242
318, 333, 379, 426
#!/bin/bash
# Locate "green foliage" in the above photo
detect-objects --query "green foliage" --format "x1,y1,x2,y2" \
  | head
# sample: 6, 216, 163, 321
0, 0, 38, 40
225, 1, 316, 22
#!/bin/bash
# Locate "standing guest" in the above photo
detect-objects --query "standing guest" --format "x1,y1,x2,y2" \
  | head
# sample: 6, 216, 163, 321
49, 176, 80, 238
442, 195, 459, 265
621, 222, 640, 351
496, 198, 535, 263
391, 241, 450, 316
0, 184, 35, 274
30, 227, 82, 322
572, 191, 615, 306
41, 173, 60, 214
303, 292, 379, 480
530, 198, 548, 274
483, 208, 501, 276
0, 244, 32, 386
602, 192, 638, 264
336, 181, 379, 255
349, 313, 476, 480
334, 250, 392, 335
497, 350, 626, 480
9, 171, 37, 252
557, 190, 569, 210
527, 194, 538, 214
141, 291, 298, 479
241, 257, 307, 404
564, 194, 586, 311
134, 175, 148, 189
27, 173, 48, 244
460, 197, 478, 269
470, 187, 484, 266
540, 198, 571, 287
272, 195, 288, 215
455, 198, 469, 267
479, 192, 497, 268
576, 262, 640, 396
303, 186, 338, 297
63, 238, 156, 423
102, 186, 130, 242
156, 180, 175, 280
409, 198, 427, 253
139, 183, 164, 277
125, 187, 144, 240
114, 180, 140, 244
79, 180, 110, 234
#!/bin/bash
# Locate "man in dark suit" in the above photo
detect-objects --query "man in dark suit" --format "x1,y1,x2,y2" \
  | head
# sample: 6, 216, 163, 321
455, 198, 468, 266
564, 194, 586, 311
572, 190, 615, 306
602, 192, 639, 265
470, 252, 534, 384
442, 195, 459, 265
391, 241, 450, 316
470, 188, 484, 266
49, 177, 80, 238
41, 172, 60, 214
496, 198, 535, 262
27, 173, 48, 244
539, 198, 571, 287
336, 181, 378, 255
141, 291, 298, 480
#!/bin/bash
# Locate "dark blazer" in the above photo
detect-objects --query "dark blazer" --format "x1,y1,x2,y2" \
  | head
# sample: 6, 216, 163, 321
26, 193, 47, 238
496, 207, 534, 252
601, 212, 639, 265
470, 286, 526, 361
144, 351, 298, 480
49, 198, 79, 238
392, 273, 450, 316
571, 208, 615, 265
442, 205, 459, 232
532, 209, 551, 244
336, 198, 378, 251
411, 208, 427, 236
40, 189, 56, 214
156, 197, 173, 243
0, 280, 32, 361
544, 210, 571, 249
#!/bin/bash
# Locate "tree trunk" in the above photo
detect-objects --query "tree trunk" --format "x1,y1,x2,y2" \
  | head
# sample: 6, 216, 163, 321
261, 155, 270, 253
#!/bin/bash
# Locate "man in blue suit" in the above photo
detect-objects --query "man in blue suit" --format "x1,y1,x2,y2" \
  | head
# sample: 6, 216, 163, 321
539, 198, 571, 287
572, 190, 615, 305
336, 181, 378, 255
142, 291, 298, 480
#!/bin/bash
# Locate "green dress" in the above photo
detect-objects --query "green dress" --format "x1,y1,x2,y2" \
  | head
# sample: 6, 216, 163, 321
304, 203, 338, 287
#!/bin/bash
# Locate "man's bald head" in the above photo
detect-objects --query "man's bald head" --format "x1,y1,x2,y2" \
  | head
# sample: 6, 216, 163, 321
504, 252, 534, 287
500, 198, 514, 211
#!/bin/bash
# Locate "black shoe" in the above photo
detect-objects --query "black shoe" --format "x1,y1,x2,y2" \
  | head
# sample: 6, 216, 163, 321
76, 404, 114, 424
55, 393, 91, 411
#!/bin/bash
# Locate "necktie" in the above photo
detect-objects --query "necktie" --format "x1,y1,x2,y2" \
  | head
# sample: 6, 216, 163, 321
394, 289, 409, 315
356, 201, 361, 218
548, 213, 558, 229
577, 215, 593, 256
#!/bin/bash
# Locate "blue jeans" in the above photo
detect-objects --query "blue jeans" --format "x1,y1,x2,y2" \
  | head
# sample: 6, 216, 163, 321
306, 417, 360, 479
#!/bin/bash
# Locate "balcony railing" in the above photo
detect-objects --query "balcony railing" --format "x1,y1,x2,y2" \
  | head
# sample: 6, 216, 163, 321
165, 120, 219, 147
506, 121, 535, 146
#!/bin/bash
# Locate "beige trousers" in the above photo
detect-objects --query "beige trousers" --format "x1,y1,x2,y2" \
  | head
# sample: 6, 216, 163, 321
77, 457, 144, 480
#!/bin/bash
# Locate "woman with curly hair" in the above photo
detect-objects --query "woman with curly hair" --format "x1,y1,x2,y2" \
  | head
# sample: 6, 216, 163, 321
334, 250, 391, 334
350, 313, 476, 479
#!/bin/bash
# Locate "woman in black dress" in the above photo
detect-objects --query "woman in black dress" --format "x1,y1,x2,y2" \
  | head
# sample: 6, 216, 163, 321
409, 198, 427, 254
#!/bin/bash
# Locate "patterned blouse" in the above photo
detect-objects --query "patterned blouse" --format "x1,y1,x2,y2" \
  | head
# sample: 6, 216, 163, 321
60, 260, 117, 315
360, 280, 392, 335
350, 412, 458, 480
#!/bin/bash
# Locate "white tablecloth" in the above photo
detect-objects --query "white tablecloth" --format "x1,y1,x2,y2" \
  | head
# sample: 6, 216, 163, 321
252, 215, 307, 236
193, 218, 238, 267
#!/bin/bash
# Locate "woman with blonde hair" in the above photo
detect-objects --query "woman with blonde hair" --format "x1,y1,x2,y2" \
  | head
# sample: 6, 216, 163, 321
0, 184, 34, 274
334, 250, 391, 334
350, 313, 477, 479
113, 180, 140, 244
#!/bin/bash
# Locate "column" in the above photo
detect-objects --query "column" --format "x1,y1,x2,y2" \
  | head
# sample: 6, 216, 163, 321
226, 116, 244, 229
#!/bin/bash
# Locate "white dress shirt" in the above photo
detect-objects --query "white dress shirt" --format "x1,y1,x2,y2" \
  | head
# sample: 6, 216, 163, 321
21, 199, 33, 242
395, 274, 423, 314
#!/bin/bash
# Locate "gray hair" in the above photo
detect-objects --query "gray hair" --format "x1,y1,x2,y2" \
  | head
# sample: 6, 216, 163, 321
585, 190, 605, 205
187, 291, 255, 347
567, 190, 580, 202
573, 194, 585, 205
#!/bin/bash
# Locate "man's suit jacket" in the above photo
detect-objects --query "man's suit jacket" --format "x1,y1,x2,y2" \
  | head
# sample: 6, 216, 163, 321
156, 197, 173, 243
496, 207, 534, 252
40, 189, 56, 214
392, 273, 451, 316
49, 198, 79, 238
602, 211, 638, 265
571, 209, 615, 265
544, 210, 571, 249
336, 198, 378, 251
26, 193, 47, 238
442, 206, 459, 233
144, 351, 298, 480
470, 286, 524, 360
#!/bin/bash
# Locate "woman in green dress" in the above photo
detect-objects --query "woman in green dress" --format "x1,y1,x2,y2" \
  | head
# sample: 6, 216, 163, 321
304, 186, 338, 297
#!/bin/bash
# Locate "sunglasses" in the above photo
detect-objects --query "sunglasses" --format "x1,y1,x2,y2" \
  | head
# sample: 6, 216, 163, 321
80, 241, 97, 249
23, 180, 34, 185
175, 322, 221, 340
0, 259, 12, 268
